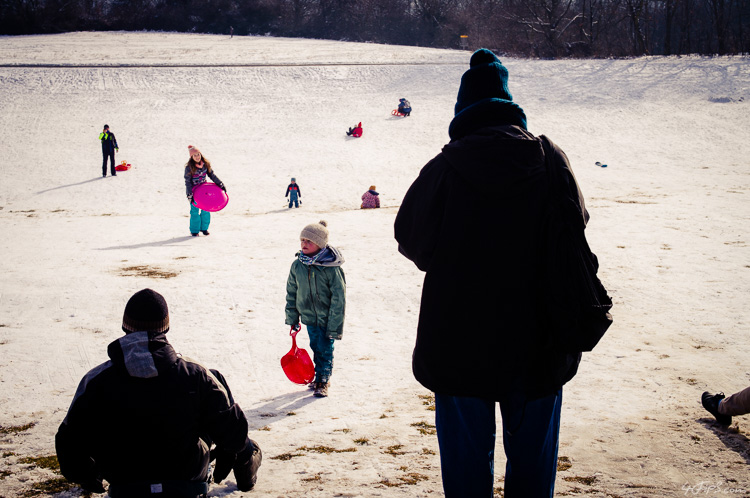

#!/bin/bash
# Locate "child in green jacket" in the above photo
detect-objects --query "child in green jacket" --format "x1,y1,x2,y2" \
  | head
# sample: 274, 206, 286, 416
285, 220, 346, 398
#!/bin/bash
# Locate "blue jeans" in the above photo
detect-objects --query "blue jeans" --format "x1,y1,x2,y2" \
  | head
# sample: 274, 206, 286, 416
434, 389, 562, 498
189, 204, 210, 234
306, 326, 334, 383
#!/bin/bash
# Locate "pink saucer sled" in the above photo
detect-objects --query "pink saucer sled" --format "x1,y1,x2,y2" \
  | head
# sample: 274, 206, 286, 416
192, 182, 229, 212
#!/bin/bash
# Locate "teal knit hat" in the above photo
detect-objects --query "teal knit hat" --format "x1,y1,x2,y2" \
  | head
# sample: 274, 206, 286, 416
454, 49, 512, 115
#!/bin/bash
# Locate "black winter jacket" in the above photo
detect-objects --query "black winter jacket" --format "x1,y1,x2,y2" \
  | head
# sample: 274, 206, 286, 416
55, 332, 249, 488
395, 123, 584, 400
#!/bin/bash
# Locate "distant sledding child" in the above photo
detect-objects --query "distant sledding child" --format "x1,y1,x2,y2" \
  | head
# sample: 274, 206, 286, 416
99, 124, 119, 177
398, 98, 412, 116
286, 178, 302, 208
361, 186, 380, 209
184, 145, 226, 237
285, 221, 346, 398
346, 122, 363, 138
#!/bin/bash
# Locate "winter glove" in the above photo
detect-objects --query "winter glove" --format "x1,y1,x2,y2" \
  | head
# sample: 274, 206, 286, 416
115, 148, 119, 152
291, 323, 301, 332
187, 194, 194, 204
233, 439, 262, 492
211, 446, 236, 484
80, 478, 106, 493
219, 184, 226, 192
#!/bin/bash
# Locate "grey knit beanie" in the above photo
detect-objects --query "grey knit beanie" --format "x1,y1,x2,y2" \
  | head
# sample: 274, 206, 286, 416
300, 220, 329, 248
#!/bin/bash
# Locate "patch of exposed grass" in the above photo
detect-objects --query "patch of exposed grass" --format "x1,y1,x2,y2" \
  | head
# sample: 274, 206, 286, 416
379, 413, 388, 419
19, 455, 59, 471
298, 445, 356, 454
418, 393, 435, 411
301, 474, 322, 482
557, 455, 572, 471
494, 485, 504, 496
0, 469, 12, 480
271, 452, 304, 461
334, 428, 351, 434
563, 475, 597, 486
384, 444, 406, 456
20, 477, 75, 497
118, 265, 178, 279
258, 425, 271, 431
286, 411, 297, 416
0, 422, 36, 435
411, 421, 436, 435
353, 437, 369, 445
2, 451, 15, 457
422, 448, 436, 455
379, 472, 428, 487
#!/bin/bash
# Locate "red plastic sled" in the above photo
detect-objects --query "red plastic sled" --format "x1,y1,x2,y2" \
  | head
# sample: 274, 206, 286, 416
281, 325, 315, 385
391, 109, 405, 117
192, 182, 229, 212
115, 161, 131, 171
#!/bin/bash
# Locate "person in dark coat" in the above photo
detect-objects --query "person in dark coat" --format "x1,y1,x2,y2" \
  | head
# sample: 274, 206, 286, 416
394, 48, 587, 498
55, 289, 261, 497
99, 124, 119, 177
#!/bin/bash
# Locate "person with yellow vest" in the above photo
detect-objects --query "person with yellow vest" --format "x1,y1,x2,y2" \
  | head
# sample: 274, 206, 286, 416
99, 124, 119, 177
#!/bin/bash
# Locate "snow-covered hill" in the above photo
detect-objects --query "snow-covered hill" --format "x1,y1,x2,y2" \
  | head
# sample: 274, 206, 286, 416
0, 32, 749, 497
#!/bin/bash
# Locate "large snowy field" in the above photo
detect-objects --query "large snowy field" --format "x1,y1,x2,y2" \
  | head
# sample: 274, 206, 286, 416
0, 32, 749, 497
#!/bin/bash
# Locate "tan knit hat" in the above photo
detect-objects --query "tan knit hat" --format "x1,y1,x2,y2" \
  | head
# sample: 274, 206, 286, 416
300, 220, 329, 248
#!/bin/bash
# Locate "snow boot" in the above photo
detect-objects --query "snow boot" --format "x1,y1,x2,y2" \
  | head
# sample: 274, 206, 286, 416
702, 392, 732, 425
314, 382, 329, 398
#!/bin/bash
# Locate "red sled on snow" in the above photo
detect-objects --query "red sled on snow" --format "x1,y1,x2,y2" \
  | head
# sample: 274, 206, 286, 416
391, 109, 406, 117
115, 160, 131, 171
280, 325, 315, 385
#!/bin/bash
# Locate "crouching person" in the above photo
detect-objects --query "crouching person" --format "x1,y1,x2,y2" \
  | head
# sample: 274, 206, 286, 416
55, 288, 261, 497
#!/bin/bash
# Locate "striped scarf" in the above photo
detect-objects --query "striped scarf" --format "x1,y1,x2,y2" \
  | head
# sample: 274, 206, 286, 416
298, 250, 326, 266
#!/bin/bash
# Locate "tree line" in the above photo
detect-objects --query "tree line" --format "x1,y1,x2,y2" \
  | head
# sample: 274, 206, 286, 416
2, 0, 749, 57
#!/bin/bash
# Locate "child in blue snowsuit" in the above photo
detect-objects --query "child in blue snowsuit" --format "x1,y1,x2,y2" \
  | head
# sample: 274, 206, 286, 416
286, 178, 301, 208
398, 98, 412, 116
184, 145, 225, 236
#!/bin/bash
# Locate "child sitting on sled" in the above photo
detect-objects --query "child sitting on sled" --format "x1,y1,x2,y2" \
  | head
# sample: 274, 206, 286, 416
346, 122, 363, 138
397, 98, 411, 116
361, 186, 380, 209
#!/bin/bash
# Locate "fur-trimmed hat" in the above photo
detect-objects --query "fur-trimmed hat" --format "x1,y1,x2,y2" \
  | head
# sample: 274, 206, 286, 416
454, 49, 512, 115
122, 289, 170, 334
300, 220, 329, 249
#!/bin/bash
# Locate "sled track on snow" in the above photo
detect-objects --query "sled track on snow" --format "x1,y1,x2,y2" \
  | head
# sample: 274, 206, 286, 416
0, 62, 463, 69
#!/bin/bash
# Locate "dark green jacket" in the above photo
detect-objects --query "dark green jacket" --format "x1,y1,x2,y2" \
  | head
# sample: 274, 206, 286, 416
285, 247, 346, 339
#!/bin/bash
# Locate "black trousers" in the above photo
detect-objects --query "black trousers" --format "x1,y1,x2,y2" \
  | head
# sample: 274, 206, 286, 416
102, 150, 115, 176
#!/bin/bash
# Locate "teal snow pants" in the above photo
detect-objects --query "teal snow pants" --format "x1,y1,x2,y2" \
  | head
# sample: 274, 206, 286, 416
189, 204, 211, 234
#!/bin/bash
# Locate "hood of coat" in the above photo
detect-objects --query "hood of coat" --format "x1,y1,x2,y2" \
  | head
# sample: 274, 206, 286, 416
440, 124, 546, 194
296, 245, 345, 267
107, 331, 177, 379
367, 190, 379, 196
